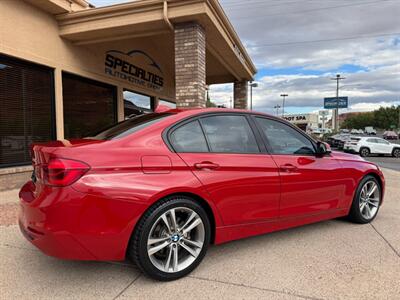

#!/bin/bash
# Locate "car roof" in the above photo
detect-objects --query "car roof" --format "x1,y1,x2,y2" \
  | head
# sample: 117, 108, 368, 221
164, 107, 275, 119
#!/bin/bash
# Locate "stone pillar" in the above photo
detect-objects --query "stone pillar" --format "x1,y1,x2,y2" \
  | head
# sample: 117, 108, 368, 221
234, 81, 248, 109
174, 22, 206, 108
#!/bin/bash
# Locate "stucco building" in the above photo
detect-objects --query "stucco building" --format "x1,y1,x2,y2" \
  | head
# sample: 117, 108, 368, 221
0, 0, 256, 189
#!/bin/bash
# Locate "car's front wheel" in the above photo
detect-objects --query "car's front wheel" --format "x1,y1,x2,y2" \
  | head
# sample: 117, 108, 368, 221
360, 147, 370, 157
348, 175, 381, 224
128, 196, 211, 281
393, 148, 400, 158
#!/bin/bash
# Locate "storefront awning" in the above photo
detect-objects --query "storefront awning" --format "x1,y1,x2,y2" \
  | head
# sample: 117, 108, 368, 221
55, 0, 257, 84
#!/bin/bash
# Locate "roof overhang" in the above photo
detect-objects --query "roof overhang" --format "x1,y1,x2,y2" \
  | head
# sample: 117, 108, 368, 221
25, 0, 92, 14
56, 0, 257, 82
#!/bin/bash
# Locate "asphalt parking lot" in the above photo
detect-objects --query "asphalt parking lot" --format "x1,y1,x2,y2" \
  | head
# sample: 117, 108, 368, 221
1, 168, 399, 300
365, 156, 400, 172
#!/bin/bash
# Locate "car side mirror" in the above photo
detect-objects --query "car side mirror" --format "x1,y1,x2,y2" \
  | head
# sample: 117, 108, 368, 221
316, 141, 331, 156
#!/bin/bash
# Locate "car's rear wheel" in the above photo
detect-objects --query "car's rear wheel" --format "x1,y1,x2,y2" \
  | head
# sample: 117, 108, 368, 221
393, 148, 400, 158
348, 175, 381, 224
360, 147, 370, 157
128, 196, 211, 281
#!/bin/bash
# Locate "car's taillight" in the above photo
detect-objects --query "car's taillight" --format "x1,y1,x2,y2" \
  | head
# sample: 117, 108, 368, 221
42, 158, 90, 187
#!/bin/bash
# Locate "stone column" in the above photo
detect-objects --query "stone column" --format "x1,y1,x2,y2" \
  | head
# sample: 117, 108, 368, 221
234, 81, 248, 109
174, 22, 206, 108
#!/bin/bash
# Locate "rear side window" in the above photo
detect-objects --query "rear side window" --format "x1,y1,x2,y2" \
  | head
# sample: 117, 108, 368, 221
170, 120, 209, 152
256, 117, 315, 155
200, 115, 260, 153
90, 113, 172, 140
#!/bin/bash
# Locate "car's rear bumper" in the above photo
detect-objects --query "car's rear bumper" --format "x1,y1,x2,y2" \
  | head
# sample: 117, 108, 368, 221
18, 181, 146, 261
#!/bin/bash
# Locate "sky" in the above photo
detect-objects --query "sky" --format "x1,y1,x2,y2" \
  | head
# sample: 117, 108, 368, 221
91, 0, 400, 115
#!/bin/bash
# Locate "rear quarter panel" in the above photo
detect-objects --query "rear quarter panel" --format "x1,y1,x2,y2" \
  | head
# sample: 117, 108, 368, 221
58, 125, 224, 252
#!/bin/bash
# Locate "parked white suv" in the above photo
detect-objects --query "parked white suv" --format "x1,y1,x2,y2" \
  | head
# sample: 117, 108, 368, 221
344, 137, 400, 157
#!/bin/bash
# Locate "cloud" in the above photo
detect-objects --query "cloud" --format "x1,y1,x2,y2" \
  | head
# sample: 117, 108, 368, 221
348, 101, 398, 112
211, 0, 400, 113
90, 0, 400, 114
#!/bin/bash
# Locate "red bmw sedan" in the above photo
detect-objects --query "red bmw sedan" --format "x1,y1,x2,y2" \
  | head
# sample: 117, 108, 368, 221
19, 108, 385, 281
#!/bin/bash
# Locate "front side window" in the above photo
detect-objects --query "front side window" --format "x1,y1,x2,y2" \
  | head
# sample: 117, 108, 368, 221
170, 120, 208, 153
256, 118, 315, 155
377, 138, 390, 145
200, 115, 260, 153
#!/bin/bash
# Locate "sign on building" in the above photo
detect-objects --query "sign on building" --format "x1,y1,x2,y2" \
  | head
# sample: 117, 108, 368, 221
324, 97, 348, 109
105, 49, 164, 92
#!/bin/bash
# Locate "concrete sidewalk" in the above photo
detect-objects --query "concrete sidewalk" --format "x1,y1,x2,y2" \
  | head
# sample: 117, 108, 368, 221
1, 169, 399, 299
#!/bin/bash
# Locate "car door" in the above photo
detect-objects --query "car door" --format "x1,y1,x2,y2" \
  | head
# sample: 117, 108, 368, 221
376, 138, 393, 154
366, 138, 380, 154
253, 116, 346, 219
167, 113, 280, 226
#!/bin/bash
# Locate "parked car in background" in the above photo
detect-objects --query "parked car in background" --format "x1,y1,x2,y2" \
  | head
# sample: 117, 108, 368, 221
310, 128, 322, 135
337, 135, 354, 150
350, 129, 359, 134
321, 128, 332, 134
340, 129, 350, 134
344, 136, 400, 157
18, 108, 386, 281
328, 133, 351, 149
365, 127, 377, 135
383, 131, 398, 140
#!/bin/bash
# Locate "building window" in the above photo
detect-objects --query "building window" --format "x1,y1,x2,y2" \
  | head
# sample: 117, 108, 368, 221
63, 73, 117, 139
159, 99, 176, 109
0, 54, 55, 167
124, 90, 154, 119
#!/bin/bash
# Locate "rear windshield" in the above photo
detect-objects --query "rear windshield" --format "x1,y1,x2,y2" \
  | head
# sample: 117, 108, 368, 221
350, 137, 361, 141
88, 113, 173, 140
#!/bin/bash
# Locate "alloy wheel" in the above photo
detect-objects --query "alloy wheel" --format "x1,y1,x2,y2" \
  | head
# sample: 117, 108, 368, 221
393, 149, 400, 158
359, 181, 380, 220
360, 148, 369, 157
147, 207, 205, 273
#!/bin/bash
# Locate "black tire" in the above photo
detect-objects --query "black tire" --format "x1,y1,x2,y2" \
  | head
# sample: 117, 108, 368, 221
359, 147, 370, 157
128, 195, 211, 281
348, 175, 381, 224
393, 148, 400, 158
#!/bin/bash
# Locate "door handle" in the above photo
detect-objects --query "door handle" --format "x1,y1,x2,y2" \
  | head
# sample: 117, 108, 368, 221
194, 162, 220, 170
280, 164, 298, 172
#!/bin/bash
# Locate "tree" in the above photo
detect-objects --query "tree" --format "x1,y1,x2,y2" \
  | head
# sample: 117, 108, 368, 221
341, 105, 400, 130
372, 106, 399, 129
341, 112, 374, 129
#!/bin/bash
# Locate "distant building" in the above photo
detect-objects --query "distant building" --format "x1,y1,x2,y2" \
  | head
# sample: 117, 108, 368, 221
283, 113, 319, 131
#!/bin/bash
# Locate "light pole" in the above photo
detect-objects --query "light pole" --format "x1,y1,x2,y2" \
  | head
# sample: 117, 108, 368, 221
280, 94, 288, 117
249, 82, 258, 110
274, 105, 281, 116
330, 74, 346, 131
